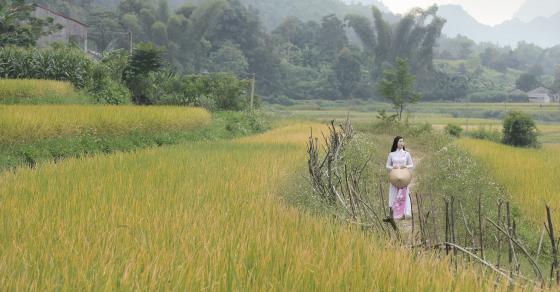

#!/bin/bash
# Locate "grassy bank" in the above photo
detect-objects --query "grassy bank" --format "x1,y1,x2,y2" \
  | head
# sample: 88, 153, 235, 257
0, 105, 211, 145
0, 111, 269, 172
0, 79, 91, 104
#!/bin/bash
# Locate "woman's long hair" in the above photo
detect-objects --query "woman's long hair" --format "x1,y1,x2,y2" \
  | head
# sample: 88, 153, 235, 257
390, 136, 405, 152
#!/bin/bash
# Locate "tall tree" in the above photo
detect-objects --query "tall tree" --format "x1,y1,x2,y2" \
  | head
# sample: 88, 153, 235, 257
0, 0, 62, 47
335, 47, 361, 98
123, 42, 165, 104
87, 7, 124, 52
207, 41, 248, 76
344, 14, 375, 54
272, 16, 317, 50
516, 73, 539, 92
316, 14, 348, 61
378, 58, 421, 121
552, 66, 560, 93
346, 5, 446, 79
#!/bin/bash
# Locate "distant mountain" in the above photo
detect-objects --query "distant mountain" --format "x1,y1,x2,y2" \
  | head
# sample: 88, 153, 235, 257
513, 0, 560, 23
438, 4, 560, 48
437, 5, 493, 41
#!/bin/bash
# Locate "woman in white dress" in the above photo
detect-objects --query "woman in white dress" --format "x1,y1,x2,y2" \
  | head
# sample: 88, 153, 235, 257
385, 136, 414, 220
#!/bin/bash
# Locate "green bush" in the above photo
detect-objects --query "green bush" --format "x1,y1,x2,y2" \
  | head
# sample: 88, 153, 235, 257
466, 126, 502, 143
146, 71, 251, 111
466, 90, 510, 103
502, 111, 539, 147
0, 46, 95, 89
91, 78, 131, 105
267, 95, 296, 106
445, 123, 463, 137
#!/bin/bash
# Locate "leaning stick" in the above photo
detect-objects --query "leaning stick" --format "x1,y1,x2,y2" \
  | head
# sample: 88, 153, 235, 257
444, 242, 513, 283
536, 225, 546, 264
429, 189, 439, 244
486, 217, 544, 281
445, 200, 450, 255
546, 205, 559, 285
460, 202, 475, 248
410, 192, 415, 245
478, 193, 485, 260
497, 200, 503, 268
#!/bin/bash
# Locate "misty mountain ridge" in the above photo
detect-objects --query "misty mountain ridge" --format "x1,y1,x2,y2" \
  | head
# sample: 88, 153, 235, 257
437, 4, 560, 48
514, 0, 560, 23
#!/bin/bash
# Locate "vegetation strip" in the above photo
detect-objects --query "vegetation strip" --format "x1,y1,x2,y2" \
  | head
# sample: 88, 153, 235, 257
0, 105, 211, 145
0, 111, 268, 173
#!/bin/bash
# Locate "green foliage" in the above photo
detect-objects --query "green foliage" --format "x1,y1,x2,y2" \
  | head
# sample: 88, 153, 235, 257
86, 7, 124, 52
0, 0, 62, 47
0, 46, 133, 104
266, 95, 295, 106
375, 109, 398, 124
378, 58, 421, 121
123, 42, 166, 104
334, 47, 361, 98
271, 16, 317, 50
515, 73, 539, 92
207, 41, 249, 76
445, 124, 463, 137
316, 14, 348, 61
90, 77, 131, 105
0, 46, 95, 88
466, 90, 511, 103
145, 71, 251, 111
551, 66, 560, 92
466, 126, 502, 143
348, 5, 446, 79
436, 35, 476, 60
100, 49, 130, 80
416, 142, 510, 247
223, 110, 270, 135
502, 111, 539, 148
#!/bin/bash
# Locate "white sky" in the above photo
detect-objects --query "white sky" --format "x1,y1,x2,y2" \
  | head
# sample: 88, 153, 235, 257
381, 0, 526, 26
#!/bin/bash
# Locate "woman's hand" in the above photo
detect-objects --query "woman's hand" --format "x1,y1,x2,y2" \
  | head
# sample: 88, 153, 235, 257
399, 165, 407, 169
393, 165, 399, 169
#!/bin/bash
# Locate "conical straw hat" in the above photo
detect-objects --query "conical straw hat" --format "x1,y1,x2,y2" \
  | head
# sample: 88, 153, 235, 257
389, 168, 412, 189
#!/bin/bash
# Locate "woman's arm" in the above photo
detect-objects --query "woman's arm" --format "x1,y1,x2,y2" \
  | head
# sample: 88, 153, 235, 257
386, 154, 393, 171
405, 152, 414, 169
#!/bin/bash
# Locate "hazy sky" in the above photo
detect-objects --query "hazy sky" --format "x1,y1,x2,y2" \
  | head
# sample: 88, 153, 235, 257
381, 0, 526, 26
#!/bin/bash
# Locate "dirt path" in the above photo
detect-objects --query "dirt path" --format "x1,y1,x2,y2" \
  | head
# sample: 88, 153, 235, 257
396, 152, 424, 246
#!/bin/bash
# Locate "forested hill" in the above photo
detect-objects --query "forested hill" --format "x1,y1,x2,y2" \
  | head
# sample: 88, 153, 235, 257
168, 0, 392, 30
28, 0, 560, 102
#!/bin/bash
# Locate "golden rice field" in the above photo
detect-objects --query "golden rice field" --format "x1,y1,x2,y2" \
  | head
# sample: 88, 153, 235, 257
0, 123, 515, 290
0, 105, 211, 144
0, 79, 78, 101
457, 139, 560, 228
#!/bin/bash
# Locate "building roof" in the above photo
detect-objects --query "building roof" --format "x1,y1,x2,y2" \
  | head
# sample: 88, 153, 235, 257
35, 4, 88, 27
527, 87, 552, 95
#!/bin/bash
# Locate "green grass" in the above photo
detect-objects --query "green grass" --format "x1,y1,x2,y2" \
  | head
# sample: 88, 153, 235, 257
266, 101, 560, 143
